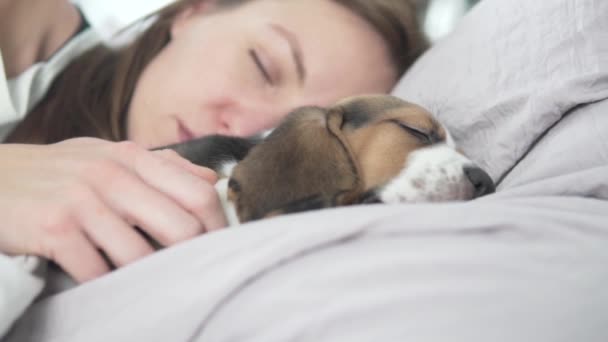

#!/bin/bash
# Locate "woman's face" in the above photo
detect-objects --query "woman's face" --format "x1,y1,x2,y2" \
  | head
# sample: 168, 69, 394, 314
127, 0, 396, 148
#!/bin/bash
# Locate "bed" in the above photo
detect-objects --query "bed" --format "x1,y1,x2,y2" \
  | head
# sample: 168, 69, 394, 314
4, 0, 608, 340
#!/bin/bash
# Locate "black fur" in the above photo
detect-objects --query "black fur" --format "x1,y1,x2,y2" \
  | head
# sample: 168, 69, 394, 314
157, 135, 260, 172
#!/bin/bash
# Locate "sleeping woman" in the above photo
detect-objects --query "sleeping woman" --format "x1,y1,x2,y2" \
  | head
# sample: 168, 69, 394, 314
0, 0, 426, 282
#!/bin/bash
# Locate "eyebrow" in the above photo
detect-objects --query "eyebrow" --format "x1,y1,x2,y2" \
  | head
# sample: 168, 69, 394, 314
269, 23, 306, 84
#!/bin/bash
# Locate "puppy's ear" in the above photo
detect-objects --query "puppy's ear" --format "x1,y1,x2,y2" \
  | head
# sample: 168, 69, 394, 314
229, 106, 365, 222
324, 107, 365, 206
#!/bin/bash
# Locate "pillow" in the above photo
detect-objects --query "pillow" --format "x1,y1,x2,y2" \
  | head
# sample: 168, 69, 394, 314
392, 0, 608, 185
497, 97, 608, 199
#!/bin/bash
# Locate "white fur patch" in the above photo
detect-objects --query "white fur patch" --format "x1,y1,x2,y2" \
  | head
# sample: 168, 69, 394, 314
260, 129, 274, 139
218, 160, 238, 179
215, 161, 240, 226
215, 178, 240, 226
379, 144, 477, 203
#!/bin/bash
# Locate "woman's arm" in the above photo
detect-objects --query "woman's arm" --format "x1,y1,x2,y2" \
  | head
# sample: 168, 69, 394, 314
0, 0, 81, 78
0, 138, 228, 283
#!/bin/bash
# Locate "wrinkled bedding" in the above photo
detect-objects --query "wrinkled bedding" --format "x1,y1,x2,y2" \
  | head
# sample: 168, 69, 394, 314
4, 0, 608, 340
5, 195, 608, 342
6, 97, 608, 342
393, 1, 608, 183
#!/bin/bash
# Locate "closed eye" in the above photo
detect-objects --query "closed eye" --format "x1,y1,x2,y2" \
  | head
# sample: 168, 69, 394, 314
393, 121, 433, 144
249, 49, 273, 85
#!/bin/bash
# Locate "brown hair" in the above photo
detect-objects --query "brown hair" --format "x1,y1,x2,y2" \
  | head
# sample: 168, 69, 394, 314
6, 0, 427, 144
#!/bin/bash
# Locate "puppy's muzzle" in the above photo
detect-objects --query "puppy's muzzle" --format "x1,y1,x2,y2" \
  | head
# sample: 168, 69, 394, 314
377, 143, 495, 204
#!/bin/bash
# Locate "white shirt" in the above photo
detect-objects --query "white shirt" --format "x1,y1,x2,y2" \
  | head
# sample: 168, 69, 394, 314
0, 0, 175, 142
0, 0, 175, 337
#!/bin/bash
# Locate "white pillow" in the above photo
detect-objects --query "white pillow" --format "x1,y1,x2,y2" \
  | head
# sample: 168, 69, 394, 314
392, 0, 608, 184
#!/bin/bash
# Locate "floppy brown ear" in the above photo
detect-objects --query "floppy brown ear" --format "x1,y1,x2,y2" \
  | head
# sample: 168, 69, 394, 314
324, 107, 365, 206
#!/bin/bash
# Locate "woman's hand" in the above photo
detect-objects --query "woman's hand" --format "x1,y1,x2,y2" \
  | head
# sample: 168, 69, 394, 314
0, 138, 227, 283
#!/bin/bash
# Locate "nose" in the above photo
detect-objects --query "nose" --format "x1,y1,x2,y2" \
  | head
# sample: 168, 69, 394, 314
463, 166, 495, 198
221, 102, 287, 137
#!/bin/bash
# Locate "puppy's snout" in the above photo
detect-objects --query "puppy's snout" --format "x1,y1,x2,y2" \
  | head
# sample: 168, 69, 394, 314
463, 166, 495, 198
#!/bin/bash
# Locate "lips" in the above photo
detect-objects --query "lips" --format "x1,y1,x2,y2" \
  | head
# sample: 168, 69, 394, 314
175, 117, 195, 143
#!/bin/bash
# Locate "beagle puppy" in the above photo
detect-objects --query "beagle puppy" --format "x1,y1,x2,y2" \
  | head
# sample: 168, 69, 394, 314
165, 95, 494, 225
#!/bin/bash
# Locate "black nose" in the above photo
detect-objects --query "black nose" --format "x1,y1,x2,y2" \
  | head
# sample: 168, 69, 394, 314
463, 166, 495, 198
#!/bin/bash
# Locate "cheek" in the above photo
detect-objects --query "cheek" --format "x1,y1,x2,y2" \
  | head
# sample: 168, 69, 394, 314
128, 25, 277, 141
126, 43, 210, 146
130, 42, 198, 114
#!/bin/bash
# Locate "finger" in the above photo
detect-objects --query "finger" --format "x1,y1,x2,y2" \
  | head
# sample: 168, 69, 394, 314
51, 230, 110, 283
153, 149, 218, 183
103, 141, 216, 183
90, 162, 205, 246
76, 190, 155, 267
134, 151, 229, 231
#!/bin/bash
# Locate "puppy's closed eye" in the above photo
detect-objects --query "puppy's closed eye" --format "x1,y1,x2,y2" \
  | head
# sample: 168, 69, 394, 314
392, 120, 433, 145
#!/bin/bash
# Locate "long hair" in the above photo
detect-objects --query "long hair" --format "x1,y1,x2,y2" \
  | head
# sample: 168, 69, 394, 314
6, 0, 427, 144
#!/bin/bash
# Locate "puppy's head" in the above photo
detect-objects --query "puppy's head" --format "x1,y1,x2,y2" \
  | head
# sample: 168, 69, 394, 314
228, 95, 494, 222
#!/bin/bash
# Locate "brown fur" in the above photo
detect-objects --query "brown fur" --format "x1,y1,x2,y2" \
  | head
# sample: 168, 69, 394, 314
229, 95, 445, 222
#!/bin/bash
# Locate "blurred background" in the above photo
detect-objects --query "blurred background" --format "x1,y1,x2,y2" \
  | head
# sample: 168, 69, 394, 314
69, 0, 482, 44
413, 0, 481, 42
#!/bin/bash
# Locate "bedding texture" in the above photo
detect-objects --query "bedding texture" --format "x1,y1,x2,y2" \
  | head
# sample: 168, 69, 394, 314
4, 0, 608, 340
393, 0, 608, 184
